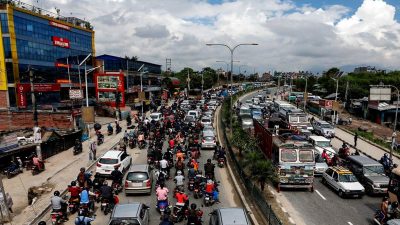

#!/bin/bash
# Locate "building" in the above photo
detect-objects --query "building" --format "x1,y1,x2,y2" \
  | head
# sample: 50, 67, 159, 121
95, 54, 162, 108
354, 66, 385, 74
0, 1, 95, 109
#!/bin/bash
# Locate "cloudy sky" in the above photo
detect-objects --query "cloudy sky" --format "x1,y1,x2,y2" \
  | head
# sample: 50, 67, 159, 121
28, 0, 400, 73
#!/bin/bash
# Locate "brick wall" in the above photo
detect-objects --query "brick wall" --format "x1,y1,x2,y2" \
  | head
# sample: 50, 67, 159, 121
0, 111, 73, 131
0, 91, 8, 109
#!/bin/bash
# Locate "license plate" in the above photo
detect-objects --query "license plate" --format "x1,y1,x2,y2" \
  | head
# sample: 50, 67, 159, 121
132, 183, 142, 187
105, 170, 110, 172
205, 197, 209, 200
353, 195, 358, 198
102, 203, 107, 206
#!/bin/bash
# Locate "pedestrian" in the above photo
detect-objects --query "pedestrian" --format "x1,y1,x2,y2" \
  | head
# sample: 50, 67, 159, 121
89, 141, 96, 161
354, 132, 358, 147
6, 193, 13, 213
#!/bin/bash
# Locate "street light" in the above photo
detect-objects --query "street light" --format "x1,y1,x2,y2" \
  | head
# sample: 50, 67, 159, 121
207, 43, 258, 135
331, 77, 339, 125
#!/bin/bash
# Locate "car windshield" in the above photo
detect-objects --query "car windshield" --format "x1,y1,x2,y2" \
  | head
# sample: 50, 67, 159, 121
299, 150, 314, 162
315, 154, 325, 163
320, 123, 333, 129
289, 116, 299, 123
281, 149, 297, 162
150, 115, 159, 120
299, 116, 308, 122
202, 118, 211, 123
240, 108, 251, 114
185, 116, 195, 122
316, 141, 330, 147
99, 158, 118, 164
109, 219, 140, 225
364, 165, 385, 176
126, 172, 148, 181
339, 174, 358, 182
204, 136, 214, 141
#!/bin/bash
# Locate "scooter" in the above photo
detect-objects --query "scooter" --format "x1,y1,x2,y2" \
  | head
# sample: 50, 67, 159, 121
112, 181, 123, 195
31, 162, 45, 175
100, 198, 112, 215
50, 211, 63, 225
3, 166, 23, 179
170, 204, 185, 223
157, 200, 170, 220
68, 198, 80, 214
218, 158, 225, 168
73, 144, 83, 155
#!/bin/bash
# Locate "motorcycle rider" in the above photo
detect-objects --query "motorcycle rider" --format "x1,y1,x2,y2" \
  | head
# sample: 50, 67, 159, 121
77, 168, 86, 187
204, 159, 215, 180
51, 191, 68, 221
32, 154, 43, 171
126, 114, 132, 126
159, 216, 174, 225
159, 157, 170, 178
186, 203, 201, 225
174, 170, 185, 190
75, 213, 95, 225
156, 183, 169, 208
99, 181, 114, 206
68, 181, 81, 202
174, 187, 189, 210
80, 186, 95, 213
381, 153, 393, 171
217, 147, 226, 162
175, 157, 185, 176
111, 166, 123, 187
164, 149, 174, 164
138, 132, 145, 147
123, 130, 129, 144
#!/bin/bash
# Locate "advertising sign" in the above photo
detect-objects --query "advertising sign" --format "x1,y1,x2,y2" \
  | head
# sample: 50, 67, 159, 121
52, 36, 70, 48
33, 127, 42, 144
82, 106, 95, 123
319, 99, 333, 109
94, 72, 125, 107
370, 87, 391, 101
17, 83, 61, 108
49, 21, 71, 30
69, 89, 83, 99
55, 62, 71, 68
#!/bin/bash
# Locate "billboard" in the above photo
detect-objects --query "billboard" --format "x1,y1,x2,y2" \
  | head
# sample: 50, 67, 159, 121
49, 21, 71, 30
69, 89, 83, 99
94, 72, 125, 107
370, 87, 391, 101
52, 36, 70, 48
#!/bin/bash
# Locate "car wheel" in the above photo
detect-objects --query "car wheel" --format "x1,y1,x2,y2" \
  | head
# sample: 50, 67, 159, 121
338, 190, 344, 197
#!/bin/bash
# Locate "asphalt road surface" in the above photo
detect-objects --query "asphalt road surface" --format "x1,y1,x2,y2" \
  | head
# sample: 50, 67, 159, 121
41, 115, 242, 225
241, 91, 381, 225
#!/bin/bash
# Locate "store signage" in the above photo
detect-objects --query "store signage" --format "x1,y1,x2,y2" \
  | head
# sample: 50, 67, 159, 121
56, 79, 70, 84
69, 89, 83, 99
55, 62, 71, 68
49, 21, 71, 30
17, 83, 61, 108
52, 36, 70, 48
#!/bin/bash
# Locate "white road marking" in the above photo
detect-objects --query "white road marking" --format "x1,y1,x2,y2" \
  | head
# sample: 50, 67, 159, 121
348, 222, 354, 225
315, 190, 326, 200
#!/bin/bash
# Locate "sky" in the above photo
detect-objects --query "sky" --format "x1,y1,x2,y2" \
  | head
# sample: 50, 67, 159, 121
28, 0, 400, 73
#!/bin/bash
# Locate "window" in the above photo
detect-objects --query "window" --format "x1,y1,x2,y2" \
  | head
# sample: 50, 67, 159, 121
299, 150, 314, 162
325, 168, 333, 176
339, 174, 358, 182
333, 172, 338, 180
364, 165, 384, 176
99, 158, 118, 164
27, 24, 33, 32
126, 172, 149, 181
109, 219, 140, 225
281, 149, 297, 162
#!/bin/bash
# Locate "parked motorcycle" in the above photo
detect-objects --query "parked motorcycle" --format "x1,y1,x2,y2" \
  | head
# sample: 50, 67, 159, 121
115, 125, 122, 134
3, 166, 23, 179
73, 143, 83, 155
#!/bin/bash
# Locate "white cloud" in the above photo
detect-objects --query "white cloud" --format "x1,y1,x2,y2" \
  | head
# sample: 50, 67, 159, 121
23, 0, 400, 72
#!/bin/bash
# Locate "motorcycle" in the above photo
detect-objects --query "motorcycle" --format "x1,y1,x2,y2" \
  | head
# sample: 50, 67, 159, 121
218, 158, 225, 168
188, 178, 195, 191
50, 211, 63, 225
147, 156, 155, 169
79, 203, 90, 217
157, 200, 170, 220
193, 187, 203, 199
68, 197, 80, 214
31, 162, 45, 175
138, 140, 146, 149
108, 128, 113, 136
112, 181, 123, 195
203, 192, 214, 207
97, 133, 104, 146
23, 155, 34, 170
186, 209, 204, 225
73, 144, 83, 155
3, 166, 23, 179
115, 125, 122, 134
100, 198, 112, 215
170, 204, 185, 223
129, 137, 136, 149
373, 209, 385, 225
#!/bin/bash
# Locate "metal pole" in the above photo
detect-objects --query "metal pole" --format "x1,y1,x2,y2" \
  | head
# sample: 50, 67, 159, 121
304, 75, 307, 110
30, 69, 42, 160
141, 72, 143, 116
126, 59, 129, 91
230, 48, 234, 135
391, 87, 399, 162
334, 78, 339, 124
84, 62, 89, 107
67, 57, 71, 89
77, 57, 82, 91
0, 178, 11, 223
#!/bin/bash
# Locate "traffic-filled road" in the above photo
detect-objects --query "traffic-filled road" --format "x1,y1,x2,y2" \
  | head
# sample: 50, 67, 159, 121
241, 91, 381, 225
39, 103, 242, 225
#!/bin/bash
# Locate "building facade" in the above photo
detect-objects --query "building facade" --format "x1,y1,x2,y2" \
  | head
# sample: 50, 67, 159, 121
0, 1, 95, 109
95, 54, 162, 108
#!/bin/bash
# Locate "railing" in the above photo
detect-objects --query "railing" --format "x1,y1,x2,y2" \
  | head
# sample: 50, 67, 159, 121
220, 88, 283, 225
1, 0, 93, 30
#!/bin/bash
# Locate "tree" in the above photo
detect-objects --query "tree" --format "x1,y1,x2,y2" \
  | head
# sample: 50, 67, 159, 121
324, 67, 340, 77
243, 151, 262, 175
252, 160, 276, 183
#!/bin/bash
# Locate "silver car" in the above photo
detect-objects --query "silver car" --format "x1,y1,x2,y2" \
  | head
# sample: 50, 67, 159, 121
201, 130, 216, 150
124, 165, 152, 195
108, 203, 149, 225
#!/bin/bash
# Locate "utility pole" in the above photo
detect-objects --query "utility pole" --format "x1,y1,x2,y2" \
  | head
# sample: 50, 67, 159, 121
304, 75, 308, 110
344, 80, 349, 108
0, 178, 11, 224
30, 68, 42, 160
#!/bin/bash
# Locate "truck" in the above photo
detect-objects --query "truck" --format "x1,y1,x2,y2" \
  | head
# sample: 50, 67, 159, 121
276, 107, 313, 131
254, 119, 315, 192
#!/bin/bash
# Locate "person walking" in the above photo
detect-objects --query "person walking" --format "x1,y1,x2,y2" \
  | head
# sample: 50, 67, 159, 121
354, 132, 358, 147
89, 141, 97, 161
6, 193, 13, 213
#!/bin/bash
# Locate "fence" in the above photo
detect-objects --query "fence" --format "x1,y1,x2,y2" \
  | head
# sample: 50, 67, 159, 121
220, 90, 283, 225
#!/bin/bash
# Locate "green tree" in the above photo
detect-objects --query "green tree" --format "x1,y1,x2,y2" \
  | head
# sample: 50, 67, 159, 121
324, 67, 340, 77
252, 160, 276, 182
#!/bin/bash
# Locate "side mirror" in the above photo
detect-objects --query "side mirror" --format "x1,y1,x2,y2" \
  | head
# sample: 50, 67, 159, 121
246, 210, 252, 215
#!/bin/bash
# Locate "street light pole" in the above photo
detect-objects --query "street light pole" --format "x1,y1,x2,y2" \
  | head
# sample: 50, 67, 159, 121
304, 75, 308, 110
216, 60, 239, 86
331, 78, 339, 124
29, 68, 42, 160
207, 43, 258, 136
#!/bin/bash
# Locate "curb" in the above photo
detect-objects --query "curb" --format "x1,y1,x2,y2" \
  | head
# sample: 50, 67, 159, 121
215, 106, 260, 225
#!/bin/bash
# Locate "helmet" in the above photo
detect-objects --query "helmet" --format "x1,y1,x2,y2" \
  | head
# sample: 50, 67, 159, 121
38, 221, 46, 225
71, 181, 76, 186
177, 170, 182, 176
323, 149, 326, 152
103, 181, 108, 186
393, 201, 399, 208
190, 203, 197, 210
80, 167, 85, 172
54, 191, 60, 196
207, 159, 211, 163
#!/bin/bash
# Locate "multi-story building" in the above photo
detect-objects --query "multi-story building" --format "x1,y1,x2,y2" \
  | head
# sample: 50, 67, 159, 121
0, 1, 95, 109
95, 54, 162, 108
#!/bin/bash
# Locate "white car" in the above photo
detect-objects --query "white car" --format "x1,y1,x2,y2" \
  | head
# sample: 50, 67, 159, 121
322, 167, 365, 198
201, 117, 212, 126
309, 136, 336, 158
149, 112, 162, 122
313, 121, 335, 138
188, 110, 200, 119
96, 150, 132, 176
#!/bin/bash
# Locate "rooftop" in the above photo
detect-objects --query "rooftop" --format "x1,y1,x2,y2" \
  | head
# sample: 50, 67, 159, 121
1, 0, 93, 30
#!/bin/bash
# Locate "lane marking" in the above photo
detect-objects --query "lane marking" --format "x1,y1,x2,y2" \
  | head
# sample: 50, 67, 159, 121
315, 190, 326, 200
348, 222, 353, 225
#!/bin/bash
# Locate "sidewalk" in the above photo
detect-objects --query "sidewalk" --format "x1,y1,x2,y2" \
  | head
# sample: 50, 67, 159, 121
3, 116, 125, 225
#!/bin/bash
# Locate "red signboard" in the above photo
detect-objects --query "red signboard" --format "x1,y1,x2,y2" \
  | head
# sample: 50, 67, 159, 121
55, 62, 71, 68
17, 83, 61, 108
52, 36, 70, 48
49, 21, 71, 30
319, 99, 333, 109
94, 72, 125, 107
